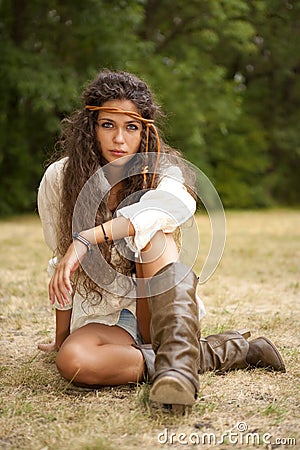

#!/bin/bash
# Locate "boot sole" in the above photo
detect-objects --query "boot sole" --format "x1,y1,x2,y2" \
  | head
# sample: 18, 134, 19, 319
149, 375, 196, 406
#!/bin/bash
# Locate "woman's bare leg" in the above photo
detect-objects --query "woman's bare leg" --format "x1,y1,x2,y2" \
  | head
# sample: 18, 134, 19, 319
56, 232, 178, 386
135, 231, 179, 344
135, 262, 151, 344
56, 323, 144, 386
139, 232, 200, 408
139, 231, 179, 278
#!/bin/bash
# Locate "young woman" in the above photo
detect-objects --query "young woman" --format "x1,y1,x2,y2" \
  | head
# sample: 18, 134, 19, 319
38, 70, 285, 410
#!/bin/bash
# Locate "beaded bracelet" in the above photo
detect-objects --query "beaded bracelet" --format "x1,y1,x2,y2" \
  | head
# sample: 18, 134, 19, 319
72, 232, 93, 253
100, 223, 109, 244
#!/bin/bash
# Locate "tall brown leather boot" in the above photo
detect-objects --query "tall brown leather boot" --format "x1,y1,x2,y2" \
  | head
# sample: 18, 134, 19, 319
198, 331, 285, 373
137, 330, 285, 381
146, 262, 200, 408
198, 330, 250, 373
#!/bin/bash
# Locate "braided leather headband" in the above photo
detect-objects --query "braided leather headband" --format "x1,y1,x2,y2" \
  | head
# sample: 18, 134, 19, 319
85, 105, 160, 189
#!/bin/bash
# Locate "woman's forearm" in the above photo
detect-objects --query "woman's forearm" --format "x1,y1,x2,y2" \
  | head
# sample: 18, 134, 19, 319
50, 217, 135, 306
55, 309, 72, 349
80, 216, 135, 245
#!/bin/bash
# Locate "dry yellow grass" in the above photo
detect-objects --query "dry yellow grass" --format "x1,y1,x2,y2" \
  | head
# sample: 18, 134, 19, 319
0, 210, 299, 449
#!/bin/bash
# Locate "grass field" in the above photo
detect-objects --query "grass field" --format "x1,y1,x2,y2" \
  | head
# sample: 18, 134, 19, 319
0, 210, 299, 449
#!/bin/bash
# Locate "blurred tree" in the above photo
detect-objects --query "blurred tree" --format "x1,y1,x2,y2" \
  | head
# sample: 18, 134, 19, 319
132, 0, 270, 206
214, 0, 300, 205
244, 0, 300, 204
0, 0, 143, 214
0, 0, 299, 213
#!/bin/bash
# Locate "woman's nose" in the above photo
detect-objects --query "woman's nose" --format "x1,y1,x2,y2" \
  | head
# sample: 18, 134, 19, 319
113, 127, 125, 143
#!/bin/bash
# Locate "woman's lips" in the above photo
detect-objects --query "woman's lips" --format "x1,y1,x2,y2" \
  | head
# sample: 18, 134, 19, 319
109, 150, 126, 156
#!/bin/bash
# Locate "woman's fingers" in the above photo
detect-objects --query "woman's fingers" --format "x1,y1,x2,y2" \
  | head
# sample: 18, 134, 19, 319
48, 241, 87, 307
38, 341, 57, 352
50, 265, 72, 307
58, 260, 73, 298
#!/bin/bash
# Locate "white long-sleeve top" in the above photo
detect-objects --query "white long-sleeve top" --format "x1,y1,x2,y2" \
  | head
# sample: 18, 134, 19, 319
37, 157, 205, 332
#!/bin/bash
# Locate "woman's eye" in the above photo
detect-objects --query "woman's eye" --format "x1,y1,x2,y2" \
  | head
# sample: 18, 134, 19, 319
101, 121, 113, 128
127, 123, 139, 131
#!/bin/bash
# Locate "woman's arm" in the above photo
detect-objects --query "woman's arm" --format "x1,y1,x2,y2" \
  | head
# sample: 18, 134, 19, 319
55, 309, 72, 348
38, 309, 72, 352
81, 215, 135, 244
116, 166, 196, 253
50, 168, 196, 305
135, 262, 151, 344
49, 216, 135, 306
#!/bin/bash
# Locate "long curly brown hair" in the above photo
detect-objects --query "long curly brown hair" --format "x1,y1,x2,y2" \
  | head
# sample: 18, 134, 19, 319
53, 69, 185, 301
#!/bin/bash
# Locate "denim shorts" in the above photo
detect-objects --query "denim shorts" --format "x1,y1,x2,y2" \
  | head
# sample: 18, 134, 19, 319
116, 308, 139, 343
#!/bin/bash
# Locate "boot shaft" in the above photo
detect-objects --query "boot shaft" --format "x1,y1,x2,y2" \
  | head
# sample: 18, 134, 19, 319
147, 262, 200, 394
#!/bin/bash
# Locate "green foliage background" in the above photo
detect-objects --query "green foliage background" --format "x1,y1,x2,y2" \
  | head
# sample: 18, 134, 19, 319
1, 0, 299, 214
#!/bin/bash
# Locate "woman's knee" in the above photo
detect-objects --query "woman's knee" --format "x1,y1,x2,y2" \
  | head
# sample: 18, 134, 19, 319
140, 231, 178, 278
56, 341, 87, 381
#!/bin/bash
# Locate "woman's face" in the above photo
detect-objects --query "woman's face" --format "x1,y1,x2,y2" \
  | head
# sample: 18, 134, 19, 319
96, 99, 143, 166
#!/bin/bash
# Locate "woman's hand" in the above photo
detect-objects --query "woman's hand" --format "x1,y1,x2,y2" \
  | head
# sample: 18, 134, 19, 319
49, 241, 87, 307
38, 341, 58, 352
